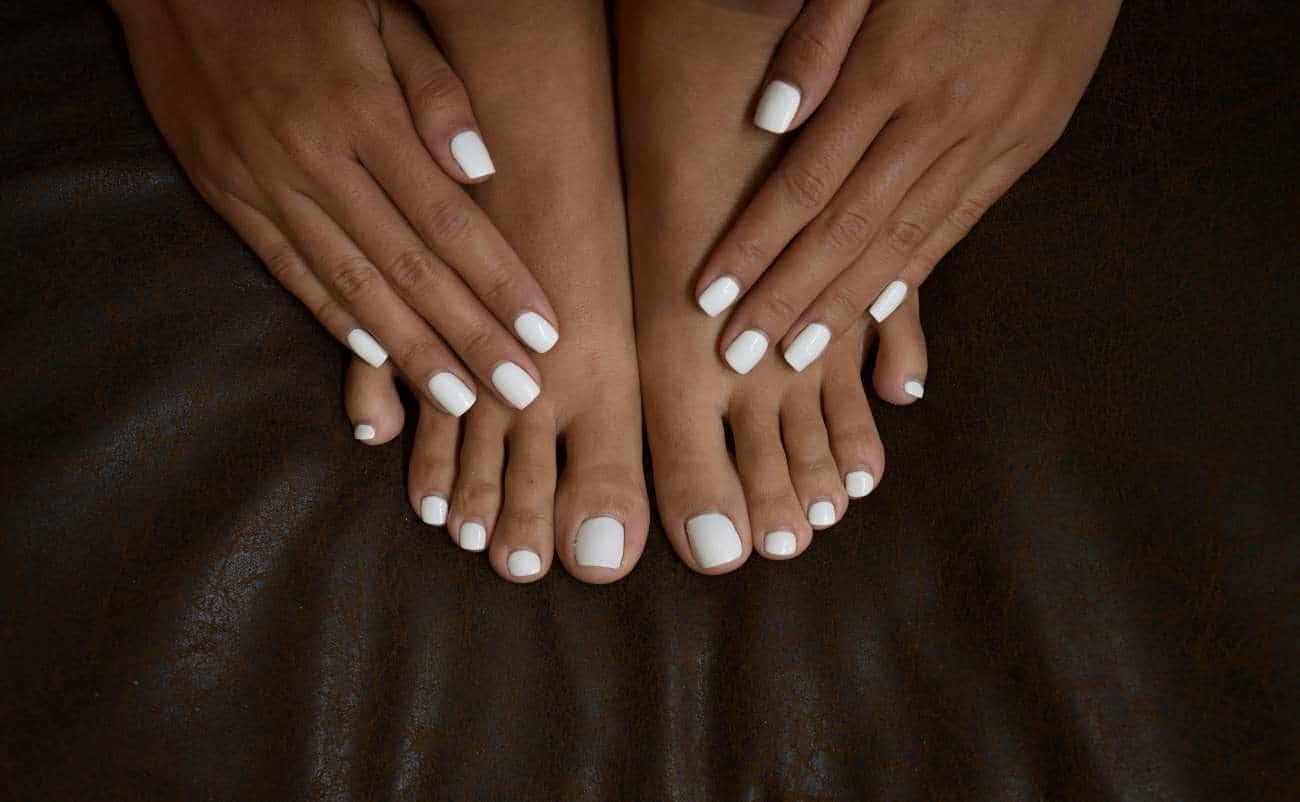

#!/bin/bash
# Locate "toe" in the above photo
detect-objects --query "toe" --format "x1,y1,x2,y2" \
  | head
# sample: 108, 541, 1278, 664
407, 399, 462, 528
781, 389, 850, 531
448, 404, 510, 553
822, 342, 886, 501
488, 417, 558, 583
729, 399, 812, 560
344, 357, 405, 445
872, 292, 928, 405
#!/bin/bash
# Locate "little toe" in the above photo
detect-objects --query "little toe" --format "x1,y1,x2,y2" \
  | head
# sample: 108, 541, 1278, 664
872, 292, 928, 406
344, 357, 405, 445
729, 399, 812, 560
448, 404, 511, 554
822, 341, 886, 501
780, 390, 849, 531
407, 398, 462, 528
488, 418, 558, 583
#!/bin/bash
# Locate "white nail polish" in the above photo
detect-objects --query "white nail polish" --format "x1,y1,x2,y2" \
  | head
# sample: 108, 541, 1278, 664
697, 276, 741, 317
346, 328, 388, 368
420, 495, 448, 526
507, 550, 541, 577
869, 280, 908, 323
450, 130, 496, 179
514, 311, 559, 354
807, 500, 837, 528
754, 80, 801, 134
428, 372, 476, 417
764, 530, 797, 557
686, 513, 743, 569
724, 329, 768, 375
491, 362, 540, 410
845, 471, 875, 499
783, 323, 831, 372
459, 521, 487, 552
353, 423, 376, 441
904, 380, 925, 399
575, 516, 625, 569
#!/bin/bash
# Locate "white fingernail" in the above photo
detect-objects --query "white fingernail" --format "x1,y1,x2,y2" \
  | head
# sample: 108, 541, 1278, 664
507, 550, 541, 577
764, 530, 797, 557
346, 328, 388, 368
845, 471, 875, 499
491, 362, 540, 410
686, 512, 743, 569
428, 372, 476, 417
697, 276, 741, 317
353, 423, 376, 442
782, 323, 831, 372
459, 521, 487, 552
754, 80, 801, 134
514, 311, 559, 354
450, 130, 496, 179
869, 280, 908, 323
420, 495, 448, 526
724, 329, 768, 375
575, 516, 625, 569
904, 379, 925, 399
807, 500, 837, 528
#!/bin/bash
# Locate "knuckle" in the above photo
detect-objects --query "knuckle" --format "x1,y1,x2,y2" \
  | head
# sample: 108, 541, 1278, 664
785, 19, 835, 72
396, 338, 439, 373
781, 159, 833, 209
423, 196, 472, 243
384, 249, 436, 295
410, 63, 467, 115
824, 284, 863, 322
263, 247, 303, 285
329, 257, 381, 302
455, 321, 497, 361
753, 289, 800, 326
730, 238, 770, 271
475, 266, 516, 307
825, 207, 873, 252
884, 218, 927, 254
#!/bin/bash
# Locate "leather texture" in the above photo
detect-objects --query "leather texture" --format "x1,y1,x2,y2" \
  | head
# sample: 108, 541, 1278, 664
1, 2, 1296, 800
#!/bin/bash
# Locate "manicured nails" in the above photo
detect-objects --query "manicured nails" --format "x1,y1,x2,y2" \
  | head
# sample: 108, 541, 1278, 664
845, 471, 875, 499
507, 550, 541, 578
764, 530, 797, 558
514, 311, 559, 354
807, 500, 837, 528
686, 513, 743, 569
346, 328, 388, 368
724, 329, 768, 375
754, 80, 801, 134
353, 423, 376, 442
450, 130, 496, 179
783, 323, 831, 372
420, 495, 448, 526
491, 362, 540, 410
698, 276, 741, 317
869, 280, 908, 323
575, 516, 625, 569
428, 372, 476, 417
904, 379, 925, 399
459, 521, 487, 552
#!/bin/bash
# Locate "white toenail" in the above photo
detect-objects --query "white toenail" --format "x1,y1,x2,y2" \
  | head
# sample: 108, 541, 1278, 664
754, 80, 801, 134
353, 423, 376, 442
459, 521, 487, 552
491, 362, 541, 410
783, 323, 831, 372
507, 550, 541, 577
686, 513, 743, 569
346, 328, 388, 368
575, 516, 625, 569
846, 471, 875, 499
724, 329, 768, 375
869, 280, 908, 323
450, 130, 496, 179
420, 495, 448, 526
764, 530, 797, 557
513, 311, 559, 354
428, 372, 476, 417
807, 501, 837, 528
698, 276, 741, 317
904, 379, 925, 399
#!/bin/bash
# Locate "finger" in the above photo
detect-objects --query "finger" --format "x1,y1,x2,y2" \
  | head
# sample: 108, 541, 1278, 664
344, 357, 405, 445
753, 0, 872, 134
872, 292, 927, 406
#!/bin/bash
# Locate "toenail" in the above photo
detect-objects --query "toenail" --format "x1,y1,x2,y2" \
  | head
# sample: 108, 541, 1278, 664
685, 513, 743, 569
449, 130, 496, 179
754, 80, 801, 134
724, 329, 769, 375
353, 423, 376, 442
698, 276, 741, 317
783, 323, 831, 372
459, 521, 487, 552
869, 280, 908, 323
420, 495, 448, 526
507, 550, 541, 577
904, 379, 925, 399
845, 471, 875, 499
514, 311, 559, 354
764, 530, 797, 557
346, 328, 388, 368
428, 372, 477, 417
575, 516, 625, 569
491, 362, 541, 410
807, 500, 837, 528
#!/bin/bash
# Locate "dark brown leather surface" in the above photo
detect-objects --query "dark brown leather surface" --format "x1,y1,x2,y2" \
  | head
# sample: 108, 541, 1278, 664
2, 2, 1297, 800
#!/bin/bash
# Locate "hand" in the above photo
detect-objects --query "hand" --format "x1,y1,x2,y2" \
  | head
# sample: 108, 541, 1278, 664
695, 0, 1121, 372
111, 0, 561, 414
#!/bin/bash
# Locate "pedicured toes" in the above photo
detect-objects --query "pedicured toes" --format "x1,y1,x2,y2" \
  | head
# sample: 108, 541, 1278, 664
903, 379, 925, 399
686, 513, 743, 569
420, 495, 449, 526
845, 471, 875, 499
807, 500, 838, 529
575, 516, 625, 569
764, 530, 797, 558
507, 549, 542, 578
459, 521, 487, 552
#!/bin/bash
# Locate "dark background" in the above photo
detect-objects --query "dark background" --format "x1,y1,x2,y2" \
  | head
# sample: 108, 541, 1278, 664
2, 1, 1297, 800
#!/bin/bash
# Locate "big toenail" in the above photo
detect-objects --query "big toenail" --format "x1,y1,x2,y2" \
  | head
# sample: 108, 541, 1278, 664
869, 280, 908, 323
507, 550, 541, 577
807, 501, 837, 528
459, 521, 487, 552
428, 372, 477, 417
353, 423, 376, 442
345, 328, 388, 368
764, 530, 797, 557
845, 471, 875, 499
903, 379, 925, 399
697, 276, 740, 317
575, 516, 625, 569
491, 362, 541, 410
513, 311, 559, 354
420, 495, 449, 526
783, 323, 831, 372
724, 329, 768, 375
686, 513, 743, 569
754, 80, 801, 134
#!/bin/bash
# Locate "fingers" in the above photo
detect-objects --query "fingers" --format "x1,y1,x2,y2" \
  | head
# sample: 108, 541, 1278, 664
753, 0, 872, 134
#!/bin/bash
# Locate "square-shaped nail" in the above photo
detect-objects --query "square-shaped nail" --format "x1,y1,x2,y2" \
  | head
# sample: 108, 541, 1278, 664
459, 521, 487, 552
869, 280, 908, 323
346, 328, 388, 368
575, 516, 625, 569
450, 130, 496, 179
698, 276, 741, 317
420, 495, 448, 526
783, 323, 831, 372
686, 512, 743, 568
724, 329, 769, 375
754, 80, 801, 134
845, 471, 875, 499
764, 530, 797, 557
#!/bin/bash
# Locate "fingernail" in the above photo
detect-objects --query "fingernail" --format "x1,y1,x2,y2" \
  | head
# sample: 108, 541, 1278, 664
698, 276, 741, 317
459, 521, 487, 552
507, 550, 541, 577
450, 130, 496, 179
575, 516, 625, 569
420, 495, 448, 526
904, 379, 925, 399
686, 512, 743, 569
428, 372, 476, 417
724, 329, 768, 375
869, 280, 908, 323
491, 362, 540, 410
764, 530, 797, 557
754, 80, 801, 134
845, 471, 875, 499
514, 311, 559, 354
783, 323, 831, 372
807, 500, 837, 528
353, 423, 376, 442
346, 328, 388, 368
